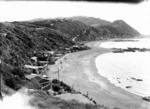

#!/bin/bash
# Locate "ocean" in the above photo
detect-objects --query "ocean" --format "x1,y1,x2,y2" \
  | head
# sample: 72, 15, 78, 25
96, 37, 150, 97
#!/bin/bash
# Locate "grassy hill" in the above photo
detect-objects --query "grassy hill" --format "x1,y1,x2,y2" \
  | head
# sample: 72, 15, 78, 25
97, 20, 140, 38
70, 16, 140, 38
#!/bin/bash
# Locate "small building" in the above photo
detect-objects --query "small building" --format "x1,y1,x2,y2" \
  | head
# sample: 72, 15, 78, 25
55, 53, 63, 57
24, 65, 44, 74
25, 75, 43, 90
38, 61, 49, 66
25, 74, 50, 91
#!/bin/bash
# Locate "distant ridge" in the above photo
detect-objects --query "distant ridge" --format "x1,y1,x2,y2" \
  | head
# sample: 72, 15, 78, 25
70, 16, 140, 38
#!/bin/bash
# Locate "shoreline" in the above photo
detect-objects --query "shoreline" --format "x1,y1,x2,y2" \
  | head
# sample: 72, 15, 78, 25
95, 52, 150, 98
47, 41, 150, 109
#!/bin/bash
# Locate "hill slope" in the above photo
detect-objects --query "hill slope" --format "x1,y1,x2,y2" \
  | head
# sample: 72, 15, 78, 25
97, 20, 140, 38
0, 21, 74, 90
70, 16, 111, 27
70, 16, 140, 38
0, 17, 140, 91
30, 19, 103, 41
111, 20, 140, 36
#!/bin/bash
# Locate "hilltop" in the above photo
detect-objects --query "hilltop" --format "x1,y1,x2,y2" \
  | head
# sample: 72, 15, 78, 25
70, 16, 140, 38
97, 20, 140, 38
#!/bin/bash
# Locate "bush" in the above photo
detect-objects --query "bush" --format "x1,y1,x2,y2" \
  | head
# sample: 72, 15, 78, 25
4, 74, 18, 90
1, 64, 27, 90
52, 84, 61, 92
64, 86, 72, 92
11, 67, 25, 78
52, 79, 60, 84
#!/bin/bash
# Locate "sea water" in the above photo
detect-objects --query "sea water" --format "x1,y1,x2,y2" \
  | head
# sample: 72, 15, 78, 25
96, 38, 150, 97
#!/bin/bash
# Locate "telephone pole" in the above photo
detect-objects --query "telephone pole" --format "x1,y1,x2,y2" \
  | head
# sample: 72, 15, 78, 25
57, 61, 62, 81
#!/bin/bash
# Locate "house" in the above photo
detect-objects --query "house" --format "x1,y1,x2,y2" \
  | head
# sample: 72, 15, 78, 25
25, 75, 43, 90
25, 74, 51, 91
24, 65, 44, 74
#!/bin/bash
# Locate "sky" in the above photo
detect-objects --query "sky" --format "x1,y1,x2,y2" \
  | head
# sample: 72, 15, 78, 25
0, 1, 150, 35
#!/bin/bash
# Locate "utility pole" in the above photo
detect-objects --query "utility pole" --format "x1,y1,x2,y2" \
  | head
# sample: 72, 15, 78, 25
57, 63, 59, 81
57, 61, 62, 81
58, 67, 59, 81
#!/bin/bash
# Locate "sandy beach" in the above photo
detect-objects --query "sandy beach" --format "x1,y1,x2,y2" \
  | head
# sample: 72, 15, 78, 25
47, 41, 150, 109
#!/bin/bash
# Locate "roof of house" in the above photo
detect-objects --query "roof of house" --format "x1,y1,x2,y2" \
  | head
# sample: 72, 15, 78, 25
25, 74, 41, 80
24, 65, 43, 69
31, 57, 37, 61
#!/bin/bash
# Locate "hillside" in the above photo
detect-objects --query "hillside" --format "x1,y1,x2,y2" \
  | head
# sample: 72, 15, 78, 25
97, 20, 140, 38
111, 20, 140, 36
0, 17, 140, 91
70, 16, 111, 27
30, 19, 103, 41
0, 21, 74, 90
70, 16, 140, 38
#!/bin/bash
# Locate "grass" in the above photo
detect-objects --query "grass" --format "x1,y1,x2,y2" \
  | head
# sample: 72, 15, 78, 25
29, 90, 110, 109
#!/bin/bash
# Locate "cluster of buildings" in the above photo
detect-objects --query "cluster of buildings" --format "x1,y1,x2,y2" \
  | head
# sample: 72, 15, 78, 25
23, 44, 89, 94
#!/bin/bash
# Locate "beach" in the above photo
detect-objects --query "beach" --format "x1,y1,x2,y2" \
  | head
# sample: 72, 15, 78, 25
47, 41, 150, 109
96, 52, 150, 97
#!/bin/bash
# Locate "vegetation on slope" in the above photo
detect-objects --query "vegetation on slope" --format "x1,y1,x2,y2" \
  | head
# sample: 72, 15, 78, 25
70, 16, 111, 27
29, 90, 112, 109
0, 21, 74, 90
30, 19, 103, 41
70, 16, 140, 38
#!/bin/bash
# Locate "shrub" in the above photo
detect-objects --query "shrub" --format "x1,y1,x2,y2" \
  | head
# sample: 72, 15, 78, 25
4, 74, 18, 90
52, 84, 61, 92
11, 67, 25, 78
52, 79, 60, 84
64, 86, 72, 92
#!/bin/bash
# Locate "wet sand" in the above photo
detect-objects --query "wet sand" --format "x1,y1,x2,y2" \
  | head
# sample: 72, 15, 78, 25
47, 41, 150, 109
